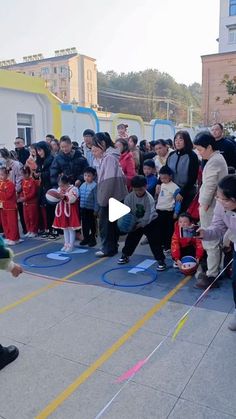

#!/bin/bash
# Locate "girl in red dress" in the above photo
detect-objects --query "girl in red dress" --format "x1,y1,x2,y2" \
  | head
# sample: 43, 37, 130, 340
19, 167, 39, 237
0, 167, 20, 245
52, 175, 80, 252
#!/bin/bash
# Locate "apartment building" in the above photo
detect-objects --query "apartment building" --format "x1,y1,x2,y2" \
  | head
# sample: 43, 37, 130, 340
0, 48, 98, 107
202, 0, 236, 125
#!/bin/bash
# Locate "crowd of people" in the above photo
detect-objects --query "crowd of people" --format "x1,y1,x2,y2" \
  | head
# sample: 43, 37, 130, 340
1, 122, 236, 333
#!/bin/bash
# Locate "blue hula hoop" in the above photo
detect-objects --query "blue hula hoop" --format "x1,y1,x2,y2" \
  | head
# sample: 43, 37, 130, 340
101, 266, 157, 288
22, 252, 72, 268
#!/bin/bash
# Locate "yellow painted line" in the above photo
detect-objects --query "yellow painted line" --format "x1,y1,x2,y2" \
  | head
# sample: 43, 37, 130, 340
14, 241, 51, 257
36, 274, 192, 419
0, 258, 107, 315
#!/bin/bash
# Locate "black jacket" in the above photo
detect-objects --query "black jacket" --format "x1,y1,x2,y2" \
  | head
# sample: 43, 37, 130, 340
35, 141, 54, 205
50, 149, 88, 186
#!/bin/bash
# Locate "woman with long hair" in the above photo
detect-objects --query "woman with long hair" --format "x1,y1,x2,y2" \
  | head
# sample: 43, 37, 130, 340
166, 130, 199, 212
92, 132, 128, 257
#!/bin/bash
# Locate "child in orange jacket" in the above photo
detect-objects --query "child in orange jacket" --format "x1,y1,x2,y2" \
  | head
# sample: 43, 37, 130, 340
0, 167, 20, 245
171, 212, 204, 269
18, 167, 39, 237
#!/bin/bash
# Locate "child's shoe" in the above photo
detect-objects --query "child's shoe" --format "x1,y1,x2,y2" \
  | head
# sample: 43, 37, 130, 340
156, 260, 166, 271
117, 254, 129, 264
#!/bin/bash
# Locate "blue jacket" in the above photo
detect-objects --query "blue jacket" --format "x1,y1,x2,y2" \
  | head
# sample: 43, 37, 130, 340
78, 181, 99, 211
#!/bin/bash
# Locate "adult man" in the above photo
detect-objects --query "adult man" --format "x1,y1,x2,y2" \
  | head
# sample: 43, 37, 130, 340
0, 236, 22, 370
210, 123, 236, 168
81, 129, 96, 167
50, 135, 88, 187
45, 134, 55, 145
14, 137, 29, 165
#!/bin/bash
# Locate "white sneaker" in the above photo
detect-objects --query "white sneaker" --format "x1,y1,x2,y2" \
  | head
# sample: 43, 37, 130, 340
6, 240, 19, 246
228, 310, 236, 331
28, 233, 37, 238
60, 244, 69, 252
24, 232, 30, 238
65, 244, 74, 253
173, 261, 178, 268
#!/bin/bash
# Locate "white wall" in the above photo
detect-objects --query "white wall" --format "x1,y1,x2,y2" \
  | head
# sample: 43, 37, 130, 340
61, 109, 98, 143
0, 88, 52, 149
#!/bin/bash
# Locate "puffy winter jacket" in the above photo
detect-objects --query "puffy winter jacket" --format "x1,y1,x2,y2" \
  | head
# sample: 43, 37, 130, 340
171, 221, 204, 261
50, 149, 88, 186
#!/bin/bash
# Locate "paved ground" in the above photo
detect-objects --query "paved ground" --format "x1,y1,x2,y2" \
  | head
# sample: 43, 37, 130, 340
0, 236, 235, 419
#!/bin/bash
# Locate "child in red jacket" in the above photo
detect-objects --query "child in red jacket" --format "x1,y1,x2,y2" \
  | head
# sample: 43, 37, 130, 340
171, 212, 204, 270
0, 167, 20, 245
18, 167, 39, 237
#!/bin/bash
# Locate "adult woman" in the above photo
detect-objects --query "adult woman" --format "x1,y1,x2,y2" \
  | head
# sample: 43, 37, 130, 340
128, 135, 143, 174
193, 131, 228, 288
35, 141, 55, 238
115, 138, 136, 190
92, 132, 128, 257
25, 144, 38, 174
199, 175, 236, 331
166, 130, 199, 212
154, 140, 171, 173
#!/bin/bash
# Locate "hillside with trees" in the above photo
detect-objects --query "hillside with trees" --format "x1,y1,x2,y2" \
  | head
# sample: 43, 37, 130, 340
97, 69, 201, 125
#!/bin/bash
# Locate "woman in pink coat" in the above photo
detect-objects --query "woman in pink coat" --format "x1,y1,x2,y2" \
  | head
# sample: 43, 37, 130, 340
115, 138, 136, 190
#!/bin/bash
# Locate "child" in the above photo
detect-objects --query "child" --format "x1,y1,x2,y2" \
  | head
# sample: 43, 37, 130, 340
18, 167, 39, 238
171, 212, 204, 270
52, 175, 81, 252
0, 167, 20, 245
78, 167, 98, 247
156, 165, 181, 252
0, 236, 22, 370
117, 175, 166, 271
142, 159, 158, 197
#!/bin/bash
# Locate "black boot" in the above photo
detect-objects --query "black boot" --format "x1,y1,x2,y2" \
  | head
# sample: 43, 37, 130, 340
0, 345, 19, 370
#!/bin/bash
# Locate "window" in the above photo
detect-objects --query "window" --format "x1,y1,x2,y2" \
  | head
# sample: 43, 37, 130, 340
17, 113, 33, 146
61, 90, 67, 100
60, 66, 68, 76
54, 67, 57, 74
229, 27, 236, 43
41, 67, 49, 75
87, 69, 92, 80
229, 0, 236, 15
60, 78, 67, 87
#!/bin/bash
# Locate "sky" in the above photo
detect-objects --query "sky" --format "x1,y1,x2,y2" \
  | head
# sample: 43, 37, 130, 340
1, 0, 220, 86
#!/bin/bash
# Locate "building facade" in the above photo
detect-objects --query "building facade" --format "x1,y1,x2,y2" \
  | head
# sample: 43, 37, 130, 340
0, 48, 97, 108
202, 0, 236, 125
219, 0, 236, 52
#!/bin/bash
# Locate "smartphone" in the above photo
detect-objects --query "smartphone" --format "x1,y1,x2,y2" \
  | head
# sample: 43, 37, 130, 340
181, 226, 199, 238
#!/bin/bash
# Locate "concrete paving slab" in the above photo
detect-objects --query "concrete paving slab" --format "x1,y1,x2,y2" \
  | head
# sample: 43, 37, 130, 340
49, 370, 177, 419
98, 328, 165, 377
79, 289, 161, 326
29, 313, 129, 365
182, 340, 236, 416
0, 343, 85, 419
168, 398, 235, 419
0, 280, 108, 343
0, 271, 50, 306
132, 337, 207, 397
144, 304, 228, 346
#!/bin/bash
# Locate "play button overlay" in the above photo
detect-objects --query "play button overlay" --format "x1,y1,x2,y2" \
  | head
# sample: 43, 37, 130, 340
109, 198, 130, 222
